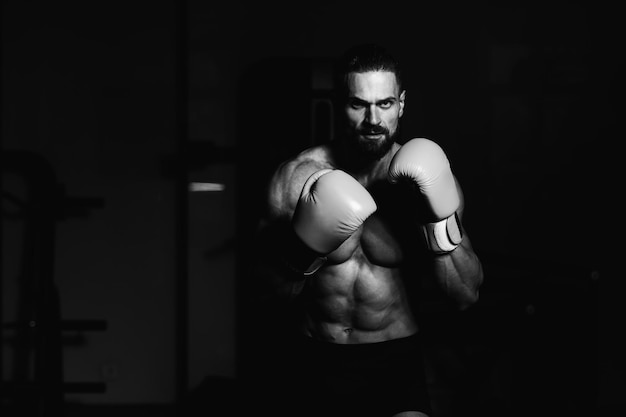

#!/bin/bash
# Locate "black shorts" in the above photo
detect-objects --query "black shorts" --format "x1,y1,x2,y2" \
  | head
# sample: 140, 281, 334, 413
276, 333, 433, 417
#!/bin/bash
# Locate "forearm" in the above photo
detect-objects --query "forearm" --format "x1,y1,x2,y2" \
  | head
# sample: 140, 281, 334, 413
431, 235, 483, 310
253, 221, 311, 301
387, 138, 484, 310
256, 262, 307, 301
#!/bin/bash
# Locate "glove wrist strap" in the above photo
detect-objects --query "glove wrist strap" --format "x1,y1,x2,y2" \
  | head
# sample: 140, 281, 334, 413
422, 212, 463, 254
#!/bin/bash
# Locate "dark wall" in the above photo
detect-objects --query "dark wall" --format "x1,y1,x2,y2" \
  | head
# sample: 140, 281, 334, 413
2, 0, 180, 407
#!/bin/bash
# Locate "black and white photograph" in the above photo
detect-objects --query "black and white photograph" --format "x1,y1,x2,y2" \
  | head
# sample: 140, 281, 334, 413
1, 1, 622, 416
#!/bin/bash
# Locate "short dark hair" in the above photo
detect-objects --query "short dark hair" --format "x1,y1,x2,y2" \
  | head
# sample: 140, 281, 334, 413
335, 43, 403, 96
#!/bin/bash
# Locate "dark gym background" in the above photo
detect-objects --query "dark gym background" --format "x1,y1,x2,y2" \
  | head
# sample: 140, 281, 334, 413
1, 1, 622, 416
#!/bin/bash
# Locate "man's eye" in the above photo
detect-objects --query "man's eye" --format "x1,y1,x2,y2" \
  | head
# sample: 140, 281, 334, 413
349, 101, 365, 109
379, 101, 393, 109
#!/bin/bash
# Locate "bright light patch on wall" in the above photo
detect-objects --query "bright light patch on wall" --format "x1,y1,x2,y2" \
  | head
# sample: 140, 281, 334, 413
189, 182, 226, 192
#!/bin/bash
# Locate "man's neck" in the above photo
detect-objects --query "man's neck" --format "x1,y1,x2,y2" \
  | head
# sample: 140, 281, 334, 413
331, 141, 400, 186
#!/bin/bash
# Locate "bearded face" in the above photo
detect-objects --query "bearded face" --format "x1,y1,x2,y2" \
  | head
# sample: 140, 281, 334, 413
341, 71, 405, 161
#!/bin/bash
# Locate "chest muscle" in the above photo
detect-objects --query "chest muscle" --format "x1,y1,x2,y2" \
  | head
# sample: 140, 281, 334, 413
326, 214, 404, 266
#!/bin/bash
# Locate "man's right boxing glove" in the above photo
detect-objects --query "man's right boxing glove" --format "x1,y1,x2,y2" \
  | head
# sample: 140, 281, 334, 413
288, 169, 377, 275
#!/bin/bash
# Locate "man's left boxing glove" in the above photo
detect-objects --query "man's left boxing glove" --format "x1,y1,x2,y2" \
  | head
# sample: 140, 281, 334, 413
287, 168, 377, 275
388, 138, 463, 254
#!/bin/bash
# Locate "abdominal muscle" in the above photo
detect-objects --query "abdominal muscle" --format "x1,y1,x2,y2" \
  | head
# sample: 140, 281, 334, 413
299, 223, 419, 344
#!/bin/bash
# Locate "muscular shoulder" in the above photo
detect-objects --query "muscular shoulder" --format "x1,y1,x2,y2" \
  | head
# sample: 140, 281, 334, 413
266, 145, 334, 219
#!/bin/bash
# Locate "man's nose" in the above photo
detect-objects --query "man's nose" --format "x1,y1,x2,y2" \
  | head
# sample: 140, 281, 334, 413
365, 105, 380, 125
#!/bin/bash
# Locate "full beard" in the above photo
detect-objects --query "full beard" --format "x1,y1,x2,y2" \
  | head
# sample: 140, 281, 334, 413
347, 127, 399, 161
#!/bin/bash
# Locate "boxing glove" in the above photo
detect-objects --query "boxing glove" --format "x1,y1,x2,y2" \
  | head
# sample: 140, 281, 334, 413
388, 138, 463, 254
290, 169, 377, 274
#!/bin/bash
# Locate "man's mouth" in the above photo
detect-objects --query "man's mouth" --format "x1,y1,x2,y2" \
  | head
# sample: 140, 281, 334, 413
360, 129, 387, 139
361, 133, 384, 140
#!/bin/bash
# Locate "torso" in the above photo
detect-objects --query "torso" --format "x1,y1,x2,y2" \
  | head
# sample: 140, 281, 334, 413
278, 144, 425, 344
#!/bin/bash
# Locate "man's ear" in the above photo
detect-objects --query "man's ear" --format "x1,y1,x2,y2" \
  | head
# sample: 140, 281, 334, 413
399, 90, 406, 117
